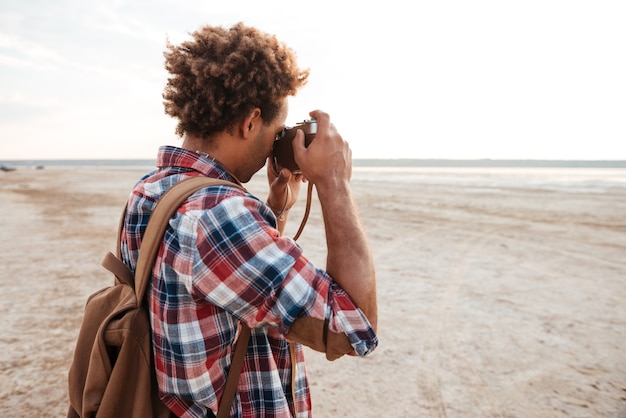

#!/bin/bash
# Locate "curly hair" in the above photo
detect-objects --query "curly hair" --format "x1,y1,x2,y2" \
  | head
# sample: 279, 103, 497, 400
163, 23, 309, 139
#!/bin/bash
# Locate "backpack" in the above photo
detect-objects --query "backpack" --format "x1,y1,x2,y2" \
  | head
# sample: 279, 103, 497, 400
67, 176, 251, 418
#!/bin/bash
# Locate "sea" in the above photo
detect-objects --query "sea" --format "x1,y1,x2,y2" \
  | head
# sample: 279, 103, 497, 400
3, 158, 626, 170
2, 159, 626, 193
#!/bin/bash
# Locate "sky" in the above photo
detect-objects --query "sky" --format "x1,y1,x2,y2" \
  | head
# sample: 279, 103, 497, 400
1, 0, 625, 160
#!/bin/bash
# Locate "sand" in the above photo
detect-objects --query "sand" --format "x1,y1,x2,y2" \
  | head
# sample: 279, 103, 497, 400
0, 166, 624, 417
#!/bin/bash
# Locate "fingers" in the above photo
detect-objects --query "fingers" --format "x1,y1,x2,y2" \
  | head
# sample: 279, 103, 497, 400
275, 168, 291, 185
292, 128, 306, 154
294, 110, 330, 152
291, 110, 352, 188
309, 110, 329, 130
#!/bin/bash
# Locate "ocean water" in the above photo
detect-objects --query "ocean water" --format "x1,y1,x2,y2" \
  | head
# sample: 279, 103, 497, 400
3, 158, 626, 170
0, 159, 158, 170
2, 159, 626, 194
352, 166, 626, 194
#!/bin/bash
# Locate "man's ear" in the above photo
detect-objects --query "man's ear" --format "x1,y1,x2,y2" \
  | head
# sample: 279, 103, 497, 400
240, 108, 262, 139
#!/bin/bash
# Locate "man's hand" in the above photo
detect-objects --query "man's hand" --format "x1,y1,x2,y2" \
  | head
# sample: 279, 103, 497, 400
292, 110, 352, 189
266, 160, 305, 225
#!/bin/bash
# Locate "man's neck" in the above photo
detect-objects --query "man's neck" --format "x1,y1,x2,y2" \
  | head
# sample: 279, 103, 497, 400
182, 133, 244, 182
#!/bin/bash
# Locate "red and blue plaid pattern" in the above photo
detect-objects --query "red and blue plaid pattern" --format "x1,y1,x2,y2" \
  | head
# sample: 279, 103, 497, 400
120, 146, 377, 417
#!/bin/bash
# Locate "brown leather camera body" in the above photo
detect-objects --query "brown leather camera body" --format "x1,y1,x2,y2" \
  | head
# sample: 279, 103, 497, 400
271, 119, 316, 173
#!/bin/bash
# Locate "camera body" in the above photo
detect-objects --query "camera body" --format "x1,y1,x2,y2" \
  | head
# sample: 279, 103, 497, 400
271, 119, 317, 173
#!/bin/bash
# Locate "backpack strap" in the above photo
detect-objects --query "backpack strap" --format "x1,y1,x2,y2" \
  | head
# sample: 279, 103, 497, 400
105, 175, 251, 417
218, 324, 251, 418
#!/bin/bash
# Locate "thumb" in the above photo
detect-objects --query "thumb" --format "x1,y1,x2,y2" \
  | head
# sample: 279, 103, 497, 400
273, 168, 291, 187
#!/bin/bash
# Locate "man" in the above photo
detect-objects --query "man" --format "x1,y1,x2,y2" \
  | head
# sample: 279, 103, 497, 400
121, 23, 378, 417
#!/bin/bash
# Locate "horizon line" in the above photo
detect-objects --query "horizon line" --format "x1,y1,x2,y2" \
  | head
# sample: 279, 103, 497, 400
3, 157, 626, 161
2, 158, 626, 169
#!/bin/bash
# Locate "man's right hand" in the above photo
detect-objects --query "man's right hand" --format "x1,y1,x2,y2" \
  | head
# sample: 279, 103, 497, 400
292, 110, 352, 189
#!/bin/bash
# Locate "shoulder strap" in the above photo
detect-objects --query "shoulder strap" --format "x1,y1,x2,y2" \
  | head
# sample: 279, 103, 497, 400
218, 324, 251, 418
133, 176, 249, 418
106, 175, 255, 416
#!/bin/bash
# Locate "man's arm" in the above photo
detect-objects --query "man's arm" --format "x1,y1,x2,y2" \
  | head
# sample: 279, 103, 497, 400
293, 110, 378, 330
316, 179, 377, 331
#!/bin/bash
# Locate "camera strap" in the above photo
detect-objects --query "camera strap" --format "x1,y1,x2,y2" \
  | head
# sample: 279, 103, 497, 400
292, 182, 314, 241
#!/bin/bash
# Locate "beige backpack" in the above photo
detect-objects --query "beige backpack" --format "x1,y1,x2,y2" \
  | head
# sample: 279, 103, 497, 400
67, 177, 250, 418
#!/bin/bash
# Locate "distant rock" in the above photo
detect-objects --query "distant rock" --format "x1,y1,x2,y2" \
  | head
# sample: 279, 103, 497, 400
0, 164, 16, 172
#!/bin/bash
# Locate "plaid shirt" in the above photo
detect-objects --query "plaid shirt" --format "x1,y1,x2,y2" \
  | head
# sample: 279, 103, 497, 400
120, 146, 377, 417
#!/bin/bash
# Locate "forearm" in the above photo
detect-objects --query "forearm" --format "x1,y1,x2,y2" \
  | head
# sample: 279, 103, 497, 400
317, 180, 378, 330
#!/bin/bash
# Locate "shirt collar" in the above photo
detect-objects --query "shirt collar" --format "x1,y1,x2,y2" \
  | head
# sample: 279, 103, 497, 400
155, 145, 242, 185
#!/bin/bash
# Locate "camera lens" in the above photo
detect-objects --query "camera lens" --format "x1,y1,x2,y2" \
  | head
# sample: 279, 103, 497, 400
275, 127, 288, 141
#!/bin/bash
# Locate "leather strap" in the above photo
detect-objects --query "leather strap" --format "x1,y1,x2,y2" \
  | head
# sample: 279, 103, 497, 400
217, 325, 251, 418
104, 176, 252, 417
102, 251, 134, 287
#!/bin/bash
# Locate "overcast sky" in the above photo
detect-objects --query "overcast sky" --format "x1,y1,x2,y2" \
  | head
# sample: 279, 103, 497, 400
1, 0, 625, 160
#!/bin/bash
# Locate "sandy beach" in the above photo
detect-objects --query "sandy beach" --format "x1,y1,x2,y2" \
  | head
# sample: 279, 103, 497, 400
0, 165, 624, 417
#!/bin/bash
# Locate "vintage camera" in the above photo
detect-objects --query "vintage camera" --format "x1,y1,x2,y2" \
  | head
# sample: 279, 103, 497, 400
271, 119, 317, 173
